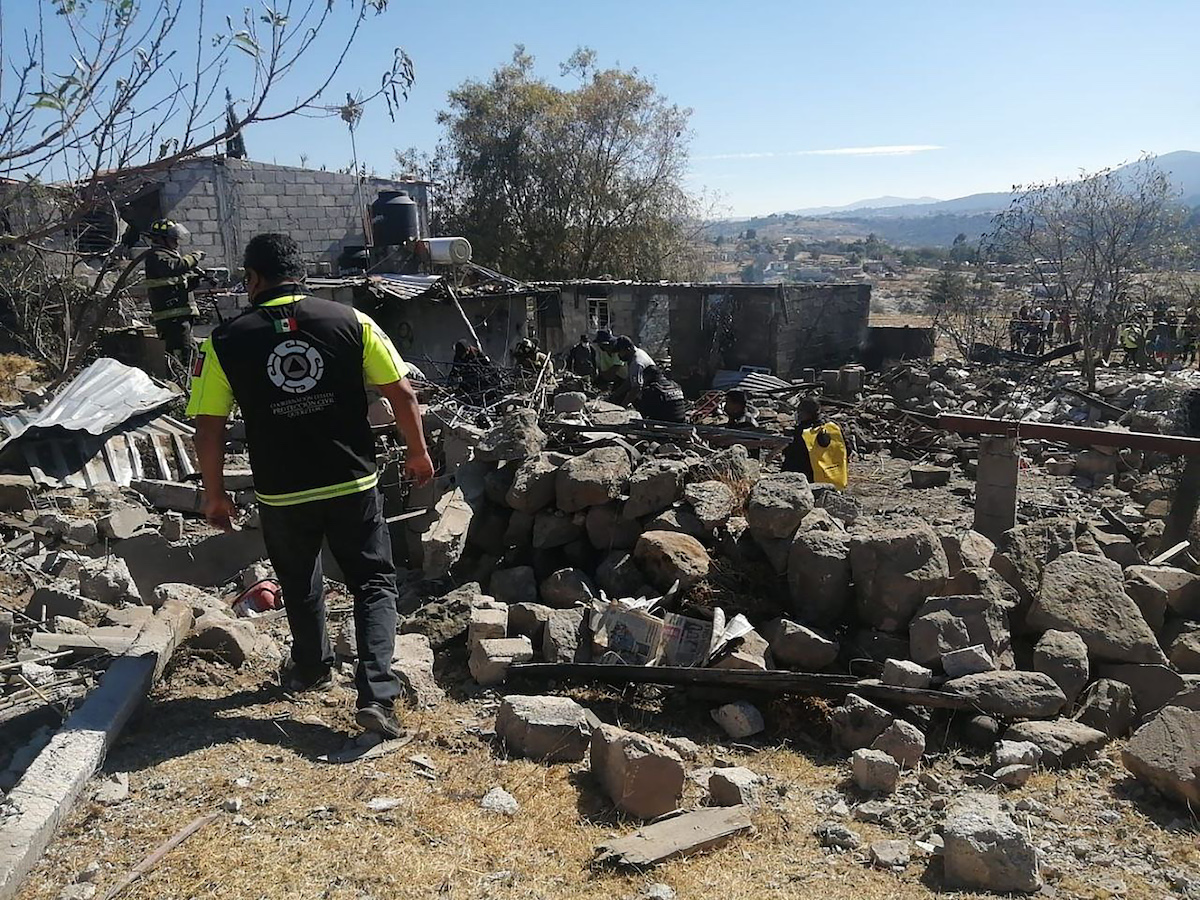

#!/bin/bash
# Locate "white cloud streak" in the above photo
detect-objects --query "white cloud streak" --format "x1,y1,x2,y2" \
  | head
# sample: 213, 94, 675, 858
697, 144, 944, 161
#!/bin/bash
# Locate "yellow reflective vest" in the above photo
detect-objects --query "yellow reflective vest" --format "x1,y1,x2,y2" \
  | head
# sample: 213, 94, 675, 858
802, 421, 848, 490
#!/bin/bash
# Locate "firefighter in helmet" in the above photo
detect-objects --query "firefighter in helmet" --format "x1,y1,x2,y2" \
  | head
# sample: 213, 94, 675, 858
143, 219, 206, 361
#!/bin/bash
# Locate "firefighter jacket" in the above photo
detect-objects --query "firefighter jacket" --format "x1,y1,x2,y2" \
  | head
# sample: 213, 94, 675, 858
185, 284, 409, 507
143, 247, 203, 322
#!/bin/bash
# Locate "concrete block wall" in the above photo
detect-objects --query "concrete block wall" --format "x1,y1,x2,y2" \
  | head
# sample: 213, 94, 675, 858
156, 158, 430, 273
775, 283, 871, 377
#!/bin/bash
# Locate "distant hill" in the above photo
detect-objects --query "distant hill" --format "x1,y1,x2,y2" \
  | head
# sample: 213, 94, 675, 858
781, 196, 940, 216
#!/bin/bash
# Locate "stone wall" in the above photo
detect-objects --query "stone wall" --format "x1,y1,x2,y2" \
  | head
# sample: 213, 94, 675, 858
155, 158, 429, 272
774, 283, 872, 377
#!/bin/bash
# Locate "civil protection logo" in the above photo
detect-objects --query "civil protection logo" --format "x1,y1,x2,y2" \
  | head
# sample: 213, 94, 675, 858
267, 339, 325, 394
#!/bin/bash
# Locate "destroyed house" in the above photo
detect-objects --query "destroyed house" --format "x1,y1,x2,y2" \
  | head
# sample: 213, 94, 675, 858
534, 280, 871, 391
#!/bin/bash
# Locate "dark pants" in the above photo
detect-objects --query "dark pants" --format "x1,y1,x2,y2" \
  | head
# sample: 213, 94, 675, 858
156, 316, 194, 352
258, 487, 401, 710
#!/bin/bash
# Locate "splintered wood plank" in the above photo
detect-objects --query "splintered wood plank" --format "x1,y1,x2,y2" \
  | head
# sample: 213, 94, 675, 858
595, 805, 753, 868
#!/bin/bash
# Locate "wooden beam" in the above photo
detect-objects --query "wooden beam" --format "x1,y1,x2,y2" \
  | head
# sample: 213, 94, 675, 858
596, 806, 753, 868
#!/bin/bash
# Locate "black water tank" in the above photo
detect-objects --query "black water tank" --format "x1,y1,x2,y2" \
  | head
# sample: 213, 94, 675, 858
338, 244, 371, 273
371, 189, 419, 246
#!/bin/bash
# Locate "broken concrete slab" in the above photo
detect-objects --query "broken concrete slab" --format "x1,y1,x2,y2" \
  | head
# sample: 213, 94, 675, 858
78, 557, 141, 606
880, 658, 933, 689
591, 723, 685, 819
392, 633, 444, 708
468, 605, 508, 651
421, 487, 473, 580
129, 478, 204, 514
595, 805, 753, 868
496, 694, 591, 762
30, 627, 140, 656
97, 508, 156, 541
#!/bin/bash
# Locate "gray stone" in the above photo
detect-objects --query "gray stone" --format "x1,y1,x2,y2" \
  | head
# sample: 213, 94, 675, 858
943, 671, 1067, 719
787, 528, 852, 627
943, 793, 1041, 893
762, 618, 839, 670
475, 408, 547, 461
710, 629, 771, 672
507, 602, 553, 646
815, 821, 861, 850
553, 391, 587, 413
490, 566, 538, 605
1123, 568, 1170, 634
870, 720, 925, 769
941, 644, 996, 678
992, 517, 1077, 606
161, 511, 184, 541
851, 748, 900, 793
595, 551, 648, 598
98, 507, 155, 541
687, 444, 760, 495
1004, 719, 1109, 768
850, 520, 949, 632
532, 510, 584, 549
710, 700, 765, 739
831, 693, 894, 752
1032, 629, 1090, 707
684, 480, 736, 530
869, 839, 911, 869
0, 473, 35, 511
1168, 628, 1200, 674
880, 658, 933, 689
994, 740, 1042, 768
585, 502, 641, 551
0, 610, 10, 653
993, 764, 1034, 787
1074, 678, 1138, 738
811, 483, 861, 525
64, 519, 98, 547
496, 694, 591, 762
1096, 663, 1186, 721
52, 616, 90, 635
634, 531, 711, 591
93, 771, 130, 805
645, 507, 707, 540
401, 583, 486, 649
505, 453, 562, 513
541, 607, 586, 663
1125, 564, 1200, 619
539, 568, 596, 608
1029, 553, 1166, 665
26, 585, 110, 626
1122, 705, 1200, 807
480, 787, 519, 816
909, 594, 1012, 670
708, 766, 761, 807
940, 529, 997, 575
468, 636, 534, 686
623, 459, 687, 519
590, 723, 685, 819
186, 612, 258, 667
78, 557, 141, 606
392, 633, 444, 708
746, 472, 815, 540
468, 605, 508, 650
556, 446, 631, 513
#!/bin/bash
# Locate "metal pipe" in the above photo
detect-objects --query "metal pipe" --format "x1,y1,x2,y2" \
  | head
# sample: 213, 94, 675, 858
939, 414, 1200, 456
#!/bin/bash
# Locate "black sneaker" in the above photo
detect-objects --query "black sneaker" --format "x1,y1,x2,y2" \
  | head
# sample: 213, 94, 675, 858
355, 703, 406, 739
281, 667, 335, 694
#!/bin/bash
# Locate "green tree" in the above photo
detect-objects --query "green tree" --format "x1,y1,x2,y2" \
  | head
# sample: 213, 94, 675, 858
406, 47, 703, 281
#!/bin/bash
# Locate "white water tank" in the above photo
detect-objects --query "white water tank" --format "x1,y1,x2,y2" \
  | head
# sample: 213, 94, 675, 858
421, 237, 472, 265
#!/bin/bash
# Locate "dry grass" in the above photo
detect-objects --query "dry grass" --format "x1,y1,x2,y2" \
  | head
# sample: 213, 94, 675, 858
0, 353, 41, 402
12, 652, 1200, 900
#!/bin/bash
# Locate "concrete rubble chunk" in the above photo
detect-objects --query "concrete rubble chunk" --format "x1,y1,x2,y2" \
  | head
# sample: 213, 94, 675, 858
909, 594, 1012, 671
763, 618, 839, 670
392, 633, 444, 708
850, 520, 949, 632
78, 557, 141, 606
52, 616, 90, 636
98, 507, 155, 541
496, 694, 591, 762
851, 748, 900, 793
539, 567, 596, 608
870, 839, 912, 869
995, 740, 1042, 768
161, 511, 184, 541
1029, 552, 1166, 665
541, 607, 586, 663
831, 693, 894, 752
943, 793, 1041, 893
475, 408, 548, 462
943, 670, 1067, 719
186, 612, 259, 668
26, 585, 110, 626
152, 583, 227, 618
468, 605, 508, 650
634, 531, 711, 591
1121, 705, 1200, 807
870, 719, 925, 769
1125, 564, 1200, 618
421, 487, 473, 580
401, 583, 487, 649
710, 700, 764, 739
941, 644, 995, 678
746, 472, 815, 540
65, 519, 98, 547
590, 723, 685, 819
1032, 629, 1090, 706
532, 509, 584, 549
93, 771, 130, 805
687, 444, 760, 494
556, 446, 632, 513
469, 636, 533, 686
1074, 678, 1138, 738
684, 480, 737, 531
880, 658, 932, 689
0, 473, 35, 511
595, 805, 753, 867
909, 464, 951, 488
786, 528, 852, 627
489, 566, 538, 605
623, 459, 687, 519
708, 766, 761, 807
1004, 719, 1109, 768
505, 453, 562, 513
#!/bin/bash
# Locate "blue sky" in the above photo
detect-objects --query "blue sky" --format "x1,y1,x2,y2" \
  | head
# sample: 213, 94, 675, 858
9, 1, 1200, 216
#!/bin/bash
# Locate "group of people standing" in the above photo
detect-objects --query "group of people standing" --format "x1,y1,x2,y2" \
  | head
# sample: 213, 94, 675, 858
1008, 303, 1070, 356
1117, 304, 1200, 368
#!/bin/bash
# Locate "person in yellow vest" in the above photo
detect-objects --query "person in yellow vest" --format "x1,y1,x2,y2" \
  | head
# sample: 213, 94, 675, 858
592, 329, 627, 388
782, 397, 848, 489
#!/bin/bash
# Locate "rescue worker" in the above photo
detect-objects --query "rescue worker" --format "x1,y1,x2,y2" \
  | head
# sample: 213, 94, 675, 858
1119, 318, 1144, 367
448, 339, 500, 406
782, 397, 848, 489
512, 337, 549, 377
567, 334, 597, 377
724, 389, 759, 431
186, 233, 433, 739
143, 219, 207, 361
611, 336, 687, 423
593, 329, 627, 387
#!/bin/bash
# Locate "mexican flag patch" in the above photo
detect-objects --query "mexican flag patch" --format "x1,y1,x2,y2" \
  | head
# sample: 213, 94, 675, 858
191, 351, 206, 377
274, 317, 298, 333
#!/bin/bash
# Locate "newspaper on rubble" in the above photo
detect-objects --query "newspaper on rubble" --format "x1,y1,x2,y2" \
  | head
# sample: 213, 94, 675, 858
589, 596, 755, 669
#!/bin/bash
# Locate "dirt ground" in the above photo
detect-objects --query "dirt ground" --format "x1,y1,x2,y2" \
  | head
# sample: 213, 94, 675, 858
12, 453, 1200, 900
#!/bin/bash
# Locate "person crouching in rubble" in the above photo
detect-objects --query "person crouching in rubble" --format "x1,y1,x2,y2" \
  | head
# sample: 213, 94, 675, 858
186, 233, 434, 740
724, 389, 762, 458
592, 329, 627, 388
611, 336, 688, 423
449, 339, 500, 407
512, 337, 549, 378
783, 397, 848, 489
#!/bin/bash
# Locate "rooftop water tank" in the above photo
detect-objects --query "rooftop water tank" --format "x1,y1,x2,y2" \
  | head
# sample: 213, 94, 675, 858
419, 236, 473, 265
371, 189, 419, 247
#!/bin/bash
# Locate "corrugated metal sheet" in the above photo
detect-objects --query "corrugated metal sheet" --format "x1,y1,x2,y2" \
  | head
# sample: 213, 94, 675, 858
20, 416, 195, 488
373, 273, 442, 302
711, 369, 793, 393
0, 358, 177, 449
